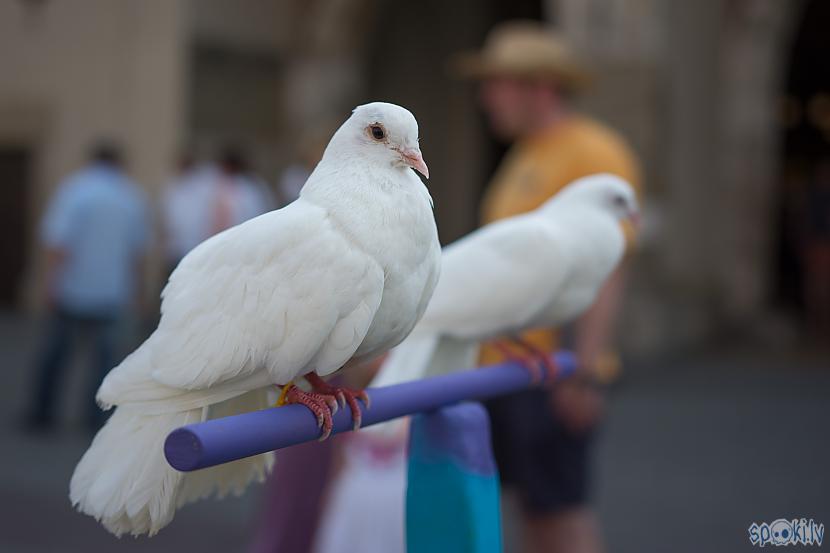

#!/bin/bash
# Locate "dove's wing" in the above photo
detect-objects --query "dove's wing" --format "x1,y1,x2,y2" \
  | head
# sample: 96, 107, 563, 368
100, 199, 385, 403
420, 214, 570, 340
369, 215, 567, 410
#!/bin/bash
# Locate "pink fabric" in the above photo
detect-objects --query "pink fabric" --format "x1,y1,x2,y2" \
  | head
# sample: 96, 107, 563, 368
249, 438, 337, 553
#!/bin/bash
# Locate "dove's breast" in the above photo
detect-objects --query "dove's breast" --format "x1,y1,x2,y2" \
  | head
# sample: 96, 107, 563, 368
302, 163, 440, 362
538, 211, 625, 326
345, 176, 440, 361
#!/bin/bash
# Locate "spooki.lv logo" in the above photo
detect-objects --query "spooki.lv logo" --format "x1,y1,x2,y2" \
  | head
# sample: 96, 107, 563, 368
749, 518, 824, 547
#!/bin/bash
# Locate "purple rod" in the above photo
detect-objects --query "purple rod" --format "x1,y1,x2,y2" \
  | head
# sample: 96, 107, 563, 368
164, 351, 576, 472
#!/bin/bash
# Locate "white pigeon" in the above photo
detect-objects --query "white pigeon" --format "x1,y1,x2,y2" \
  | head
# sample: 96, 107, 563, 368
371, 173, 638, 390
69, 102, 441, 537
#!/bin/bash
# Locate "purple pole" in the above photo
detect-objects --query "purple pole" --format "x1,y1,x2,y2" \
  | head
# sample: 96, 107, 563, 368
164, 351, 577, 472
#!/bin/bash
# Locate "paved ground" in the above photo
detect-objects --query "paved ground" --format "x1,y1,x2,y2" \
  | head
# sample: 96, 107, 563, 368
595, 351, 829, 552
0, 313, 827, 552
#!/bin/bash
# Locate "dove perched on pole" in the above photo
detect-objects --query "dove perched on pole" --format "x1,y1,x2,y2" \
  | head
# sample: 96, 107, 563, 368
371, 173, 638, 389
70, 102, 441, 537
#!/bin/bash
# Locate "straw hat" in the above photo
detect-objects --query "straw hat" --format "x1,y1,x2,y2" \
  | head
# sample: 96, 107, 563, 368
453, 20, 591, 92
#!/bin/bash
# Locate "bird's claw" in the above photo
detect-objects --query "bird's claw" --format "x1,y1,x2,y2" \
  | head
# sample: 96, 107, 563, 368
283, 386, 339, 440
334, 390, 346, 409
492, 339, 557, 385
304, 373, 370, 434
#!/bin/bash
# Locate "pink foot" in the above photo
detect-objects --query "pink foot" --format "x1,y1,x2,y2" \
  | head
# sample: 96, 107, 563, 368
305, 373, 370, 431
283, 385, 339, 440
492, 338, 557, 384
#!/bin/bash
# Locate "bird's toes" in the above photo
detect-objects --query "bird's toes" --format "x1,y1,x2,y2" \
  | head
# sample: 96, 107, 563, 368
323, 395, 338, 415
358, 390, 371, 409
318, 423, 333, 441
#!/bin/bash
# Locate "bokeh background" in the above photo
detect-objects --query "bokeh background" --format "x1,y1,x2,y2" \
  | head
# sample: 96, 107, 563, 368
0, 0, 828, 552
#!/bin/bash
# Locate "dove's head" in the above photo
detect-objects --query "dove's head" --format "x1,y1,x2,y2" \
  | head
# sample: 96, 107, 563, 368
328, 102, 429, 179
546, 173, 639, 223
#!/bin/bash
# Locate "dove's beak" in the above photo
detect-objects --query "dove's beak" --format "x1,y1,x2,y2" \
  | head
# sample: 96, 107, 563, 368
400, 148, 429, 179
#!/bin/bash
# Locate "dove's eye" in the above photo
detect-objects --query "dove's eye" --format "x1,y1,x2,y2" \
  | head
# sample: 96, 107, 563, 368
369, 124, 386, 141
612, 195, 627, 208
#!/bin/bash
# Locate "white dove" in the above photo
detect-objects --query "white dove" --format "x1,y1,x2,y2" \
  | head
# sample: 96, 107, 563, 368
371, 173, 638, 389
69, 102, 441, 537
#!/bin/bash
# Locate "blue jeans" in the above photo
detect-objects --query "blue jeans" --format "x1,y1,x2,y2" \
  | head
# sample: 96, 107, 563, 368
27, 305, 121, 430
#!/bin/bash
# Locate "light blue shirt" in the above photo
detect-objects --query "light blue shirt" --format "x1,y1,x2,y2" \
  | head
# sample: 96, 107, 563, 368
41, 163, 149, 313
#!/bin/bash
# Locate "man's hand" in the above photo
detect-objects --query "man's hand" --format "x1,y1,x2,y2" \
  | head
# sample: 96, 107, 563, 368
549, 375, 605, 434
550, 263, 626, 434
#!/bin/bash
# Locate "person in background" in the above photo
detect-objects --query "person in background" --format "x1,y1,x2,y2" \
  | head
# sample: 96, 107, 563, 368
454, 21, 642, 553
24, 141, 150, 432
161, 150, 206, 275
162, 146, 273, 272
276, 128, 330, 208
206, 147, 274, 234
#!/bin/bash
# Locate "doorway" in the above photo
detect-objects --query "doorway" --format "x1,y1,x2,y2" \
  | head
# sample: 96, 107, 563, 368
0, 146, 31, 309
774, 0, 830, 340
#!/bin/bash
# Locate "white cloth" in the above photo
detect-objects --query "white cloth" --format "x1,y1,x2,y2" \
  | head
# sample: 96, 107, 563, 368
314, 431, 408, 553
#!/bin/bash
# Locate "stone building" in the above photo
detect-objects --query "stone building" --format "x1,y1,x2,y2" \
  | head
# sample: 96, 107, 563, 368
0, 0, 823, 356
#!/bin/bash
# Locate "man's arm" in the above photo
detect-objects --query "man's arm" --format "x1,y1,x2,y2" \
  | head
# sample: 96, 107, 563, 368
40, 181, 77, 309
550, 262, 627, 434
574, 262, 627, 377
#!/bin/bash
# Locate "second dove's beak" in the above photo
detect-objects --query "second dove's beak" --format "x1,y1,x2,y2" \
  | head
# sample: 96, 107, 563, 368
400, 148, 429, 179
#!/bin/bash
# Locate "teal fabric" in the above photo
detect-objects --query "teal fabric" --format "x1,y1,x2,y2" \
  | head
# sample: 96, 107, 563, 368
406, 403, 503, 553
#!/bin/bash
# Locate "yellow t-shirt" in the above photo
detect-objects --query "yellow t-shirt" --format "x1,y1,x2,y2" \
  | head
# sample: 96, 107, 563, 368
478, 114, 642, 366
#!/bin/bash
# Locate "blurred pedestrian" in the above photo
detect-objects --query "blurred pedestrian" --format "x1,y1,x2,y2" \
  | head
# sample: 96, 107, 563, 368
25, 142, 150, 432
454, 21, 642, 553
276, 128, 330, 208
208, 147, 274, 233
163, 147, 272, 272
161, 150, 208, 275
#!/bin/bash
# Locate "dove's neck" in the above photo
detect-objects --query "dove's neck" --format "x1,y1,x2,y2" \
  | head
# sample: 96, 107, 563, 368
299, 154, 436, 260
542, 200, 614, 229
540, 202, 625, 267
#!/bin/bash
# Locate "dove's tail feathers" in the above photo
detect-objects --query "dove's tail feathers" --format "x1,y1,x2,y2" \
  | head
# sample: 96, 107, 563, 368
370, 334, 441, 388
71, 388, 276, 537
177, 388, 275, 508
371, 333, 480, 389
365, 335, 439, 437
368, 334, 480, 438
70, 405, 203, 537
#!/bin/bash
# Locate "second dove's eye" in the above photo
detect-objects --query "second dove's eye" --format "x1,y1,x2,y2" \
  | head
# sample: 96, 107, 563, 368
370, 125, 385, 140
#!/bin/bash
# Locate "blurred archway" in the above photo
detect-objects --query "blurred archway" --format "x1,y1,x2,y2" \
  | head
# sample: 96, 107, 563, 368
774, 0, 830, 342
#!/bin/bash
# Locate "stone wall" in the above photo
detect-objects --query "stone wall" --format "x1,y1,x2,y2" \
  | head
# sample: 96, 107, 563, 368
0, 0, 187, 307
550, 0, 803, 353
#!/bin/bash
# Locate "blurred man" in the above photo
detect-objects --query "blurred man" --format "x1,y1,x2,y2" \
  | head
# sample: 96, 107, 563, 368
162, 147, 272, 272
455, 21, 642, 553
161, 150, 206, 275
276, 128, 330, 208
25, 142, 149, 431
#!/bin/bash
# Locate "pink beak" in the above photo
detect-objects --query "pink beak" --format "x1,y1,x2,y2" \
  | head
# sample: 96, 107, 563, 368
400, 148, 429, 179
